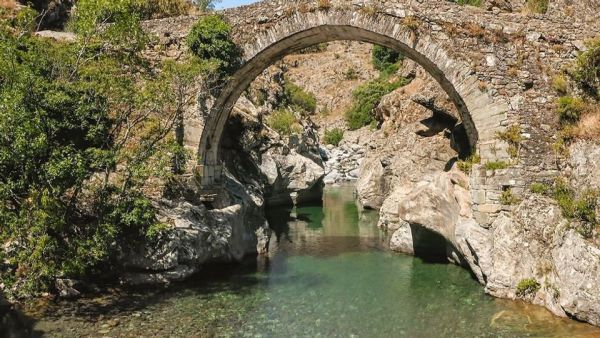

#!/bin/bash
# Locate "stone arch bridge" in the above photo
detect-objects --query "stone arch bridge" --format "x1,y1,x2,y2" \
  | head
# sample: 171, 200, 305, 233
145, 0, 599, 225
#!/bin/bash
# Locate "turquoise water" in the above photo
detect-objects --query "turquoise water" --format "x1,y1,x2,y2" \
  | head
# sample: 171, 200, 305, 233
32, 185, 600, 337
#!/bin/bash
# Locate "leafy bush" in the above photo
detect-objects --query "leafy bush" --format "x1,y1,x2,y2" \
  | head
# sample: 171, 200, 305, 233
1, 0, 203, 298
323, 128, 344, 146
267, 109, 301, 135
556, 96, 585, 124
516, 278, 540, 297
525, 0, 549, 14
187, 15, 241, 78
572, 38, 600, 98
543, 178, 599, 237
345, 78, 407, 130
484, 161, 509, 170
284, 81, 317, 114
372, 45, 404, 73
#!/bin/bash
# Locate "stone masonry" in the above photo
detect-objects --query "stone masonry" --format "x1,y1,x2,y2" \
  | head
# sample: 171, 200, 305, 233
142, 0, 600, 224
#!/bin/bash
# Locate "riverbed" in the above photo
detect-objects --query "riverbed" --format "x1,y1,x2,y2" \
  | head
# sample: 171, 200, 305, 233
30, 185, 600, 337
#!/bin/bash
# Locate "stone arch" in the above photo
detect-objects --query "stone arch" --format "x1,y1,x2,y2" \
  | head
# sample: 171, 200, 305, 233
196, 10, 508, 186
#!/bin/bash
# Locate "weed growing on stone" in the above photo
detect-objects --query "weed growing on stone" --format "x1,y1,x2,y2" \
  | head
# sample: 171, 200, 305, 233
323, 128, 344, 146
484, 161, 509, 170
496, 125, 522, 158
530, 182, 550, 194
455, 0, 482, 6
500, 189, 520, 205
534, 178, 600, 237
516, 279, 540, 297
457, 154, 481, 174
551, 74, 569, 95
525, 0, 549, 14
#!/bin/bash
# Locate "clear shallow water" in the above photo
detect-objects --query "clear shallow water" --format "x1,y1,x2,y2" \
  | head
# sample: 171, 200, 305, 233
31, 185, 600, 337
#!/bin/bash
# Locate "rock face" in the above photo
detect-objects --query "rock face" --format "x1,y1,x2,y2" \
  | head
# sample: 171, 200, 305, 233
122, 172, 269, 285
24, 0, 74, 29
224, 73, 326, 207
384, 170, 600, 326
258, 133, 325, 206
356, 157, 386, 209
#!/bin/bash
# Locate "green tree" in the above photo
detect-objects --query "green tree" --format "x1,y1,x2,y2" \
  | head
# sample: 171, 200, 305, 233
187, 14, 241, 81
0, 0, 207, 298
372, 45, 404, 74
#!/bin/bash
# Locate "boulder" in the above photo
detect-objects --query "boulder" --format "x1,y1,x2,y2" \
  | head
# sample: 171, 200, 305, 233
356, 157, 387, 209
553, 230, 600, 325
121, 173, 268, 285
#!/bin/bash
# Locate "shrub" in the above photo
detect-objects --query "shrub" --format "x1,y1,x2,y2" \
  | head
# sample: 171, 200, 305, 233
551, 74, 569, 95
457, 154, 481, 174
345, 78, 407, 130
556, 96, 585, 124
525, 0, 549, 14
345, 67, 358, 80
455, 0, 482, 6
1, 1, 205, 297
530, 182, 550, 194
496, 125, 522, 158
267, 109, 302, 135
284, 81, 317, 114
572, 38, 600, 98
372, 45, 404, 72
500, 189, 520, 205
187, 15, 241, 78
484, 161, 509, 170
402, 16, 420, 30
516, 278, 540, 297
323, 128, 344, 146
548, 178, 599, 237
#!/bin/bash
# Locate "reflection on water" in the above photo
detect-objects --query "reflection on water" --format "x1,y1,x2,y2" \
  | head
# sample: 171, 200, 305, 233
31, 185, 600, 337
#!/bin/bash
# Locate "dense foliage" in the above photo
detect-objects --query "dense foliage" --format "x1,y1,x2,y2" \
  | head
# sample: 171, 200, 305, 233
187, 14, 241, 80
345, 78, 408, 130
283, 81, 317, 114
0, 2, 224, 298
552, 37, 600, 154
572, 38, 600, 98
323, 128, 344, 146
371, 45, 404, 75
267, 109, 302, 135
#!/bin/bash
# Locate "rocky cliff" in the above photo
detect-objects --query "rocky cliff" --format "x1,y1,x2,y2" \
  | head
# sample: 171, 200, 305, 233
345, 53, 600, 325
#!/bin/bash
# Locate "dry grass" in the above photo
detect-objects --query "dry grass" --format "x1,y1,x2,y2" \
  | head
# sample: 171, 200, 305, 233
402, 16, 420, 30
317, 0, 332, 10
0, 0, 16, 9
464, 22, 486, 39
576, 110, 600, 140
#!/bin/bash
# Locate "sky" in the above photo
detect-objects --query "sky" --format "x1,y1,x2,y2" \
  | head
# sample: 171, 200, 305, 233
215, 0, 260, 9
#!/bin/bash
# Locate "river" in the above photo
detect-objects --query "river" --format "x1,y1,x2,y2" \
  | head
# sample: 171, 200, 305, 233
30, 185, 600, 337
